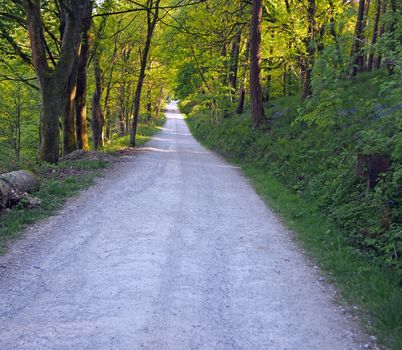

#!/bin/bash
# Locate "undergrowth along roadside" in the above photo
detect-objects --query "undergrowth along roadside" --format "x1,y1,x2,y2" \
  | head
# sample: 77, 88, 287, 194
185, 107, 402, 350
0, 119, 165, 254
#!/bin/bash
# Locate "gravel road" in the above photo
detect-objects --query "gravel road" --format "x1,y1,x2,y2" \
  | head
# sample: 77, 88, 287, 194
0, 102, 372, 349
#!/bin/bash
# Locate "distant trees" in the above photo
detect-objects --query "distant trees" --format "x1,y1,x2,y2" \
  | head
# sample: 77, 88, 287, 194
0, 0, 400, 166
165, 0, 400, 129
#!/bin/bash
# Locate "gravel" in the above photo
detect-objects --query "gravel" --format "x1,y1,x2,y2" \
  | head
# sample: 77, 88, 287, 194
0, 102, 373, 349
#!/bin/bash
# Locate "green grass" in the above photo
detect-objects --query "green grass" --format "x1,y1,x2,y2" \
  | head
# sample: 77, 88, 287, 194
186, 109, 402, 350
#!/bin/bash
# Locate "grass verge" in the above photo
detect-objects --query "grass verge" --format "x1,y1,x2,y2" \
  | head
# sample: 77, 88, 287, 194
186, 114, 402, 350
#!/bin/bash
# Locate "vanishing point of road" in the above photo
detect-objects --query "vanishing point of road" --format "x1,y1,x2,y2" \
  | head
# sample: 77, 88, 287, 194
0, 102, 371, 349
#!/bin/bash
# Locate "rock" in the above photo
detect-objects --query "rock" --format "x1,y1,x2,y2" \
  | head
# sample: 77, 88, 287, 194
0, 170, 40, 209
25, 195, 42, 208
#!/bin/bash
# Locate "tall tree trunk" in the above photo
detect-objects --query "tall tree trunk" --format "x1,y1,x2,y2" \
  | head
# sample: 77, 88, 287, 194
39, 82, 63, 163
62, 58, 78, 155
236, 41, 250, 115
91, 53, 104, 149
351, 0, 366, 77
118, 83, 126, 136
229, 29, 242, 94
129, 0, 160, 147
75, 3, 93, 151
146, 87, 152, 122
24, 0, 88, 163
368, 0, 382, 71
249, 0, 265, 128
236, 88, 246, 114
302, 0, 316, 99
362, 0, 371, 70
374, 0, 388, 69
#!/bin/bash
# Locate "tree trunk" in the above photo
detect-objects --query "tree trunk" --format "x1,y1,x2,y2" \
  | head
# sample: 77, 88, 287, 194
351, 0, 366, 77
75, 3, 93, 151
39, 82, 62, 163
118, 84, 126, 136
301, 0, 316, 99
62, 58, 78, 155
91, 53, 104, 150
249, 0, 265, 128
129, 0, 161, 147
236, 41, 250, 115
229, 29, 242, 94
367, 0, 382, 71
146, 87, 152, 122
24, 0, 89, 163
236, 88, 246, 114
362, 0, 371, 70
374, 0, 388, 69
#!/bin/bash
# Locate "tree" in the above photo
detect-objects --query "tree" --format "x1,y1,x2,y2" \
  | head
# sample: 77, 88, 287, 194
350, 0, 367, 77
249, 0, 265, 128
21, 0, 91, 163
129, 0, 161, 147
301, 0, 317, 99
75, 3, 93, 151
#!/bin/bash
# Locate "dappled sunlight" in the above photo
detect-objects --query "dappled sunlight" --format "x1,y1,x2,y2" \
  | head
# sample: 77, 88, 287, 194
165, 113, 185, 120
158, 128, 191, 136
137, 147, 209, 155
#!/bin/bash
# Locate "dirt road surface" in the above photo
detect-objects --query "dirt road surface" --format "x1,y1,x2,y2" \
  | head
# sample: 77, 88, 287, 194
0, 102, 372, 349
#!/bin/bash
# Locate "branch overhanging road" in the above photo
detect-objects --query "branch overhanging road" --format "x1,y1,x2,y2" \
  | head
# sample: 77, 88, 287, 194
0, 102, 371, 349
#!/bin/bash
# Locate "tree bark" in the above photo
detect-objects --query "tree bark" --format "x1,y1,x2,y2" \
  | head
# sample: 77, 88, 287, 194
367, 0, 382, 71
249, 0, 265, 128
91, 53, 104, 149
351, 0, 366, 77
75, 2, 93, 151
374, 0, 388, 69
301, 0, 316, 99
24, 0, 89, 163
62, 57, 78, 155
129, 0, 161, 147
236, 40, 250, 115
229, 29, 242, 94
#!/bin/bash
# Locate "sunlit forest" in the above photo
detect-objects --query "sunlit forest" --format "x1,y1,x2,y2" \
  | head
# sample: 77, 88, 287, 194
0, 0, 401, 347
